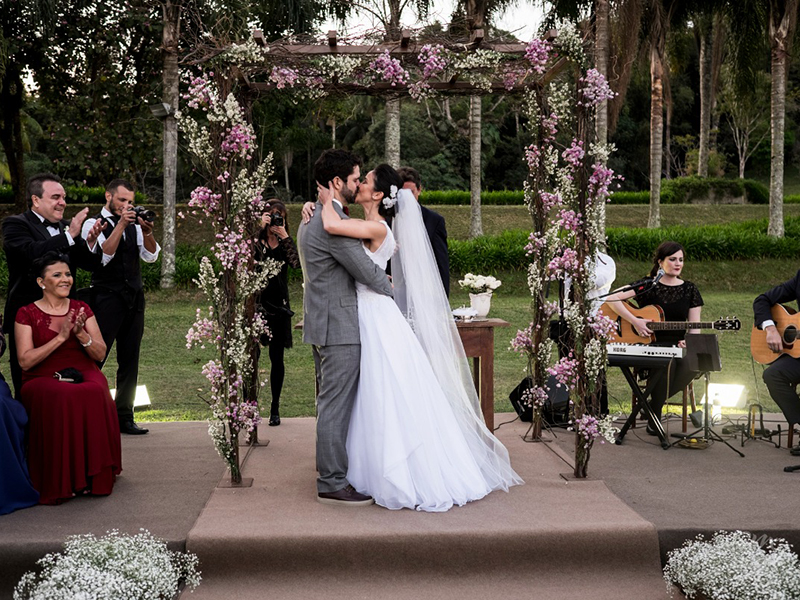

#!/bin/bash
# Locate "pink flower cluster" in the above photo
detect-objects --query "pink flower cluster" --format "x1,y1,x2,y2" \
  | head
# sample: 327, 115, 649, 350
588, 312, 617, 341
270, 66, 299, 89
542, 113, 558, 142
556, 208, 582, 233
510, 325, 534, 355
202, 360, 225, 390
221, 124, 254, 159
502, 65, 526, 90
253, 311, 271, 343
370, 51, 409, 87
189, 186, 222, 218
538, 191, 562, 212
521, 385, 548, 410
418, 44, 447, 79
562, 140, 585, 169
574, 414, 600, 444
184, 74, 214, 110
525, 38, 551, 74
186, 308, 217, 349
588, 162, 616, 204
214, 228, 251, 270
547, 355, 579, 391
547, 247, 580, 279
524, 231, 546, 256
579, 68, 616, 106
525, 144, 540, 170
226, 400, 262, 434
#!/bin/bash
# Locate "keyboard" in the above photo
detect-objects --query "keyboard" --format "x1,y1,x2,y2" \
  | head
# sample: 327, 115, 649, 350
607, 343, 686, 359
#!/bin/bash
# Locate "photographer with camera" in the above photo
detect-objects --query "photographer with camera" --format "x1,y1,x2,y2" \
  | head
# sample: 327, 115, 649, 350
256, 200, 300, 426
80, 179, 160, 435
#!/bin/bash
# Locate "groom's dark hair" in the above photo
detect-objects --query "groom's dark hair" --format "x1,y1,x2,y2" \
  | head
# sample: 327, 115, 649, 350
314, 149, 362, 187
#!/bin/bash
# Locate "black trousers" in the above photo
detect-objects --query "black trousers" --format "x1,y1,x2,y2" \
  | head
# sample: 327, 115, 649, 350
762, 354, 800, 426
91, 289, 145, 423
647, 359, 699, 422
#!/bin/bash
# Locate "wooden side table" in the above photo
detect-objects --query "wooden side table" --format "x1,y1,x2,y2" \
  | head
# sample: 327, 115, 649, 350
455, 318, 511, 430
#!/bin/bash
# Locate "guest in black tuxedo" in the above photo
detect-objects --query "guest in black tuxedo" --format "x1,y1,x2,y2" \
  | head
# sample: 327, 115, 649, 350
2, 173, 103, 396
396, 167, 450, 297
80, 179, 160, 435
754, 271, 800, 455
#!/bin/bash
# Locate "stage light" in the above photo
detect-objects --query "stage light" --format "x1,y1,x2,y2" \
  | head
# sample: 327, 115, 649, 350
702, 383, 746, 409
110, 385, 151, 408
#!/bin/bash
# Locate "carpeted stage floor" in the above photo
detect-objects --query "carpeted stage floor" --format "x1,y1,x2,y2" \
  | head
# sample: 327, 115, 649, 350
0, 414, 798, 599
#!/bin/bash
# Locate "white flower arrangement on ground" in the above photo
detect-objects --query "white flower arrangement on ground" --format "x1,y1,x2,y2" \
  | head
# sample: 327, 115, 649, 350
458, 273, 502, 294
663, 530, 800, 600
14, 529, 201, 600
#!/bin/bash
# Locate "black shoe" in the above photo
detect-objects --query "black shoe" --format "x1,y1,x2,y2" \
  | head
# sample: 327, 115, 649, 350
268, 415, 281, 426
790, 445, 800, 456
120, 420, 149, 435
645, 425, 659, 436
317, 485, 374, 506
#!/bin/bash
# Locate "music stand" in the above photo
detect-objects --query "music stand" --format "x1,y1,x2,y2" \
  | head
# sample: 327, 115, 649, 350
670, 334, 745, 457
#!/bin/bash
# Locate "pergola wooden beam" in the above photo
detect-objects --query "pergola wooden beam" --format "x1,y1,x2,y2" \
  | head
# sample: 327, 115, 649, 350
247, 80, 539, 94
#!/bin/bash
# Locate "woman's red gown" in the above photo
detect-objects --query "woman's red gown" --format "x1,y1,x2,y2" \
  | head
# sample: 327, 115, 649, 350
16, 300, 122, 505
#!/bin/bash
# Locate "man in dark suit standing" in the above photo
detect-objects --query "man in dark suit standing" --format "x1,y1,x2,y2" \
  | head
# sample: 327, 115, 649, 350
397, 167, 450, 296
2, 173, 103, 396
754, 272, 800, 456
80, 179, 160, 435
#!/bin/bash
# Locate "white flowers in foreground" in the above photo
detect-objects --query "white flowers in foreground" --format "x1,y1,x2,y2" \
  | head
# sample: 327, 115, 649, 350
458, 273, 502, 294
664, 530, 800, 600
14, 529, 201, 600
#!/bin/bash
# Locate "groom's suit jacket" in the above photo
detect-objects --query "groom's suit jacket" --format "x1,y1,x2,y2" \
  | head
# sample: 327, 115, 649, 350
297, 201, 393, 347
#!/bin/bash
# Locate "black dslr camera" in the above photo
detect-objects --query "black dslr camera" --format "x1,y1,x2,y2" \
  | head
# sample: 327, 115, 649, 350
131, 206, 156, 222
270, 213, 284, 228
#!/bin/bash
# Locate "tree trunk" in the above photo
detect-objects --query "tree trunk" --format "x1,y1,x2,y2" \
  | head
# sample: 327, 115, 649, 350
331, 116, 336, 148
469, 95, 483, 238
283, 151, 292, 194
767, 0, 799, 238
698, 18, 713, 178
385, 97, 401, 168
595, 0, 610, 239
0, 65, 27, 211
160, 0, 181, 288
648, 40, 665, 228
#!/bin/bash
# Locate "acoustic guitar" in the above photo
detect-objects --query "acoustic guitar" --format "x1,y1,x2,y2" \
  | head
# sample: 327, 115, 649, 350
750, 304, 800, 364
598, 302, 741, 345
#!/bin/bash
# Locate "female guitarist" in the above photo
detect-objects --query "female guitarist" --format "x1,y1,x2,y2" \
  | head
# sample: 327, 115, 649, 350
605, 241, 704, 435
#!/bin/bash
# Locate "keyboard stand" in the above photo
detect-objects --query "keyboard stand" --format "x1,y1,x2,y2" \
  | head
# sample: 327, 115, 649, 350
609, 354, 674, 449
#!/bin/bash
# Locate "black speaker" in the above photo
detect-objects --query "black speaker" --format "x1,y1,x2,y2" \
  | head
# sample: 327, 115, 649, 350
508, 375, 570, 425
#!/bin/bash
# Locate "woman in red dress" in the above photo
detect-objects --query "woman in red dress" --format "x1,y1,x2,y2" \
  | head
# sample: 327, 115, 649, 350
14, 252, 122, 504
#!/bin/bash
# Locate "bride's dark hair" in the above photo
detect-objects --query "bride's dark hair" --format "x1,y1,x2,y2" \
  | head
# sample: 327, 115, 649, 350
371, 164, 403, 219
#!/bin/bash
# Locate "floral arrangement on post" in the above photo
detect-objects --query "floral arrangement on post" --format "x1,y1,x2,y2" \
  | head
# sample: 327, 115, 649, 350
510, 20, 618, 472
458, 273, 502, 294
664, 530, 800, 599
14, 529, 201, 600
180, 63, 282, 484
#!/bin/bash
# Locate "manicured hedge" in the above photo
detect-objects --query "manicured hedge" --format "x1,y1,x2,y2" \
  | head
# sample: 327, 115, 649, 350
448, 216, 800, 273
0, 185, 147, 204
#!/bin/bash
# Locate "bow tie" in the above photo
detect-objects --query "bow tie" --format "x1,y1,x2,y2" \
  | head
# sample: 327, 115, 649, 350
45, 219, 62, 228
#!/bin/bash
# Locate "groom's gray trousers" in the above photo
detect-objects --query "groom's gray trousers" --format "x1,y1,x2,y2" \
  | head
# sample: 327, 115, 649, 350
313, 343, 361, 493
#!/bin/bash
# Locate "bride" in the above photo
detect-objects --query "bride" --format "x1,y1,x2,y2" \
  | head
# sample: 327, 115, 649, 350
313, 163, 522, 512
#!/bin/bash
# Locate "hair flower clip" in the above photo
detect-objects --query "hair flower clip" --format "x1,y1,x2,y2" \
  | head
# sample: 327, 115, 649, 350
383, 185, 398, 209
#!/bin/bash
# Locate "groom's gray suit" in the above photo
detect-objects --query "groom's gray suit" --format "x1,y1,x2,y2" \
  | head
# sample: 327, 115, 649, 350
298, 201, 393, 493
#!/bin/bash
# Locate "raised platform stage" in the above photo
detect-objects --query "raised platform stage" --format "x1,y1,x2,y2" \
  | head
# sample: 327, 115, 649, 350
1, 414, 798, 599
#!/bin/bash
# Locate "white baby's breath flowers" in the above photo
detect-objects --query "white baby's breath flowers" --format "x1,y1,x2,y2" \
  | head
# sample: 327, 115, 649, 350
664, 530, 800, 600
14, 529, 201, 600
458, 273, 502, 294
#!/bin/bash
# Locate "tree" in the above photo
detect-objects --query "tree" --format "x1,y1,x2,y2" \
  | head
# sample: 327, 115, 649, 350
718, 68, 770, 178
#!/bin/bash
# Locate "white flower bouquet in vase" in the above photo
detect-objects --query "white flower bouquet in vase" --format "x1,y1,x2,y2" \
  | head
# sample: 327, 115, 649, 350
458, 273, 501, 318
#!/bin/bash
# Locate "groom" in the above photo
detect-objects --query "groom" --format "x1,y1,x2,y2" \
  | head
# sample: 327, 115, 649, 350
298, 149, 394, 506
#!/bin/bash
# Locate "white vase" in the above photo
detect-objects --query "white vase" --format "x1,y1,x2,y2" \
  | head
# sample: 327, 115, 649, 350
469, 291, 492, 318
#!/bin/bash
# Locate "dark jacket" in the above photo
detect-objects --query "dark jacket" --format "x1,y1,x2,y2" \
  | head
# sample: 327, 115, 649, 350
2, 210, 100, 332
420, 206, 450, 297
754, 269, 800, 329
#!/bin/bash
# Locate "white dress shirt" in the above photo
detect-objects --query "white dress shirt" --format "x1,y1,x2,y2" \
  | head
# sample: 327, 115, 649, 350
81, 207, 160, 266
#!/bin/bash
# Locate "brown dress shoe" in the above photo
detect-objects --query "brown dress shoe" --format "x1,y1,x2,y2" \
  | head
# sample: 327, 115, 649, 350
317, 485, 374, 506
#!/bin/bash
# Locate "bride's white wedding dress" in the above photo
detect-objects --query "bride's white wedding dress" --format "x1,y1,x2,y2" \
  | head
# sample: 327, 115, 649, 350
346, 220, 522, 512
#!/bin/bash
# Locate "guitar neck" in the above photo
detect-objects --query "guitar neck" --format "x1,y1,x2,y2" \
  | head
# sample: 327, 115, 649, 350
648, 321, 715, 331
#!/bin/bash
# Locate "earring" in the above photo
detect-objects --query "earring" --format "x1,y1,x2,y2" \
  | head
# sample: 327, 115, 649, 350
40, 285, 45, 289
